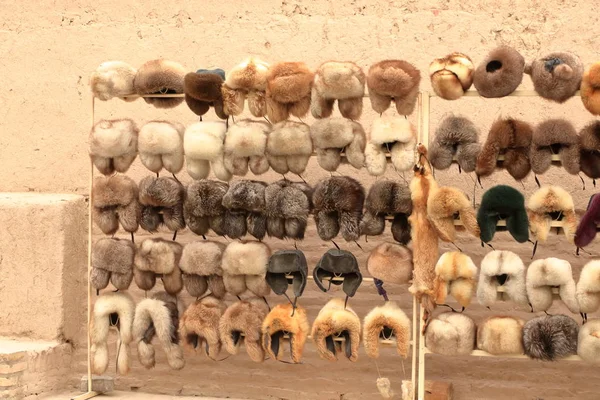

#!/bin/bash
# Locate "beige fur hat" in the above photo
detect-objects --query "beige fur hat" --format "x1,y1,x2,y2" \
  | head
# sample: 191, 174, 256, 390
366, 243, 413, 285
477, 316, 524, 355
526, 257, 579, 314
578, 319, 600, 363
473, 46, 525, 98
477, 250, 528, 306
219, 298, 269, 362
90, 61, 138, 101
134, 59, 187, 108
134, 238, 184, 295
92, 174, 140, 235
366, 60, 421, 115
364, 116, 416, 176
138, 121, 185, 174
265, 62, 314, 123
581, 62, 600, 115
221, 241, 271, 297
311, 298, 361, 362
425, 312, 475, 356
222, 57, 270, 117
311, 61, 365, 120
178, 295, 227, 360
183, 121, 231, 181
310, 118, 366, 171
363, 301, 411, 359
262, 303, 310, 364
89, 119, 138, 175
576, 260, 600, 314
527, 186, 578, 244
429, 52, 474, 100
179, 241, 227, 298
138, 176, 185, 232
427, 186, 480, 243
91, 238, 135, 290
223, 119, 271, 177
266, 121, 313, 175
433, 252, 478, 308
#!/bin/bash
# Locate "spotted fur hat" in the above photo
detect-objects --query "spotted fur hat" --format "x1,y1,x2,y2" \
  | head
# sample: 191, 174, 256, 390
264, 180, 312, 240
184, 180, 232, 237
221, 180, 268, 240
138, 176, 185, 233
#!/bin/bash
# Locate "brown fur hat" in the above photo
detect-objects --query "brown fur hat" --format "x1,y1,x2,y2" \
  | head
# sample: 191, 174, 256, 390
526, 258, 579, 314
179, 241, 227, 298
363, 301, 411, 359
221, 241, 271, 297
530, 119, 580, 175
138, 121, 185, 174
184, 69, 227, 118
183, 121, 230, 181
313, 176, 365, 241
222, 58, 270, 117
90, 61, 138, 101
311, 61, 365, 120
92, 174, 140, 235
264, 180, 312, 240
223, 119, 270, 177
527, 186, 578, 244
222, 180, 268, 240
184, 180, 232, 237
178, 295, 227, 360
578, 121, 600, 179
138, 176, 185, 232
219, 298, 269, 362
366, 60, 421, 115
577, 319, 600, 363
262, 303, 310, 364
265, 62, 314, 123
91, 238, 135, 290
134, 59, 187, 108
433, 252, 477, 308
310, 118, 366, 171
476, 118, 533, 180
266, 121, 313, 175
365, 116, 416, 176
89, 119, 138, 175
311, 298, 361, 362
477, 250, 528, 306
581, 62, 600, 115
367, 243, 412, 285
477, 316, 525, 355
427, 186, 479, 243
134, 238, 183, 295
523, 314, 579, 361
425, 312, 475, 356
473, 46, 525, 98
576, 260, 600, 314
525, 52, 583, 103
429, 53, 474, 100
429, 115, 481, 173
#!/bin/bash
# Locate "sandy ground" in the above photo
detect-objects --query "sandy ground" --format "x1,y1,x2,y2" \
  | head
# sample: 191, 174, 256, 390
42, 391, 243, 400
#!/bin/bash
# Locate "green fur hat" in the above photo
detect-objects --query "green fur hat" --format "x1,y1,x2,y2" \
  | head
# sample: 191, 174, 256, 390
477, 185, 529, 243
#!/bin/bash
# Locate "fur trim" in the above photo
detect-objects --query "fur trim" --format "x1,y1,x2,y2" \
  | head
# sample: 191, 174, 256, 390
477, 316, 524, 355
363, 301, 410, 359
223, 119, 270, 176
138, 176, 185, 232
134, 238, 183, 295
477, 185, 529, 243
219, 299, 269, 362
267, 250, 308, 298
581, 62, 600, 115
180, 241, 226, 297
90, 61, 138, 101
266, 62, 313, 123
311, 61, 365, 119
264, 180, 312, 240
183, 121, 227, 180
473, 46, 525, 98
366, 243, 412, 285
531, 119, 580, 175
89, 119, 138, 175
365, 116, 416, 175
138, 121, 185, 174
361, 180, 412, 244
527, 186, 578, 243
310, 118, 366, 171
576, 260, 600, 314
433, 252, 477, 308
523, 314, 578, 361
184, 69, 227, 118
311, 298, 361, 362
526, 258, 579, 313
261, 303, 310, 363
477, 250, 528, 306
222, 58, 269, 117
266, 121, 313, 175
184, 180, 230, 236
221, 180, 267, 240
575, 194, 600, 248
134, 59, 187, 108
313, 249, 362, 298
427, 186, 479, 243
179, 296, 226, 359
92, 174, 140, 235
221, 241, 271, 297
578, 121, 600, 179
429, 53, 474, 100
429, 115, 480, 173
91, 238, 135, 290
578, 319, 600, 363
425, 312, 475, 356
366, 60, 421, 115
525, 52, 583, 103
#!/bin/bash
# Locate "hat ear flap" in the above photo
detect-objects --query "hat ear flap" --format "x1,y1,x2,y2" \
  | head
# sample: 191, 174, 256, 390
507, 209, 530, 243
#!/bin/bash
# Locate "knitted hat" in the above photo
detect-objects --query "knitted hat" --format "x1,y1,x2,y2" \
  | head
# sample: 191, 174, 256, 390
477, 250, 528, 306
523, 314, 579, 361
433, 252, 478, 308
91, 238, 135, 290
266, 121, 313, 175
179, 241, 226, 298
89, 119, 138, 175
429, 52, 474, 100
221, 180, 267, 240
262, 303, 310, 364
92, 175, 140, 235
575, 194, 600, 248
311, 298, 361, 362
477, 185, 529, 243
313, 249, 362, 297
530, 119, 580, 175
477, 316, 524, 355
526, 258, 579, 314
183, 69, 227, 118
527, 186, 578, 244
581, 62, 600, 115
525, 52, 584, 103
473, 46, 525, 98
311, 61, 365, 120
178, 295, 227, 360
134, 238, 183, 295
138, 121, 185, 174
425, 312, 475, 356
578, 121, 600, 180
429, 115, 480, 173
264, 180, 312, 240
366, 243, 413, 285
138, 176, 185, 232
363, 301, 411, 359
577, 319, 600, 363
223, 119, 270, 177
219, 298, 269, 362
90, 61, 138, 101
134, 59, 187, 108
427, 186, 480, 243
266, 250, 308, 300
183, 180, 231, 237
310, 118, 366, 172
183, 121, 231, 181
221, 57, 270, 117
576, 260, 600, 314
364, 116, 416, 176
221, 241, 271, 297
265, 62, 314, 123
366, 60, 421, 115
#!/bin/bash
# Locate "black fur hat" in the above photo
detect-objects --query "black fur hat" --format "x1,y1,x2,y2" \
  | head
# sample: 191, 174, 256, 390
264, 180, 313, 240
523, 314, 579, 361
138, 176, 185, 233
477, 185, 528, 243
429, 115, 481, 173
221, 180, 267, 240
266, 250, 308, 301
313, 249, 362, 297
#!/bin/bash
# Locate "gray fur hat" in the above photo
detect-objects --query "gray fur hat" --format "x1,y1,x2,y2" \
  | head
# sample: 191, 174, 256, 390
523, 314, 579, 361
134, 59, 187, 108
221, 180, 267, 240
93, 174, 141, 235
310, 118, 366, 172
530, 119, 580, 175
264, 180, 313, 240
313, 249, 362, 298
179, 241, 227, 298
429, 115, 481, 173
134, 238, 184, 295
184, 180, 232, 237
525, 52, 583, 103
138, 176, 185, 233
89, 119, 138, 175
91, 238, 135, 290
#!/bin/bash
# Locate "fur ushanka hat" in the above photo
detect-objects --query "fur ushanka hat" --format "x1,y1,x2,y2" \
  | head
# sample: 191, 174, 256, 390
366, 60, 421, 115
92, 174, 140, 235
219, 298, 269, 362
91, 238, 135, 290
90, 61, 138, 101
262, 303, 310, 364
221, 241, 271, 297
523, 314, 579, 361
429, 116, 481, 173
313, 176, 365, 241
311, 298, 361, 362
313, 249, 363, 298
575, 194, 600, 248
178, 295, 227, 360
366, 243, 413, 285
578, 319, 600, 363
475, 118, 533, 181
526, 257, 579, 314
183, 69, 227, 118
134, 238, 183, 295
477, 316, 525, 355
578, 121, 600, 180
310, 118, 366, 172
363, 301, 411, 359
91, 291, 135, 375
134, 59, 187, 108
138, 121, 185, 174
525, 52, 583, 103
527, 186, 578, 244
89, 119, 138, 175
473, 46, 525, 98
429, 52, 474, 100
266, 121, 313, 175
221, 58, 270, 117
364, 116, 416, 176
425, 312, 475, 356
265, 62, 314, 123
183, 121, 231, 181
223, 119, 270, 177
427, 186, 480, 243
138, 176, 185, 232
433, 252, 478, 308
267, 250, 308, 302
184, 180, 231, 237
265, 180, 312, 240
179, 241, 226, 298
311, 61, 365, 120
576, 260, 600, 314
477, 250, 528, 306
221, 180, 267, 240
581, 62, 600, 115
530, 119, 580, 175
477, 185, 529, 243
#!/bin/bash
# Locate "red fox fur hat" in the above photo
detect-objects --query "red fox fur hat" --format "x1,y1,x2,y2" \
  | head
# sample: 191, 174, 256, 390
366, 60, 421, 115
473, 46, 525, 98
89, 119, 138, 175
427, 186, 480, 243
363, 301, 411, 359
179, 295, 227, 360
183, 69, 227, 118
264, 180, 313, 240
311, 298, 361, 362
262, 303, 310, 364
425, 312, 475, 356
138, 176, 185, 232
526, 258, 579, 314
310, 118, 366, 171
265, 62, 314, 123
530, 119, 580, 175
221, 180, 268, 240
575, 194, 600, 248
433, 252, 478, 308
222, 58, 270, 117
91, 291, 135, 375
90, 61, 138, 101
91, 238, 135, 290
134, 59, 187, 108
134, 238, 184, 295
477, 250, 528, 306
179, 241, 227, 298
579, 121, 600, 180
576, 260, 600, 314
477, 316, 525, 355
367, 243, 413, 285
184, 180, 231, 237
525, 52, 583, 103
523, 314, 578, 361
429, 52, 474, 100
138, 121, 185, 174
133, 292, 185, 370
527, 186, 578, 244
183, 121, 231, 181
223, 119, 270, 177
266, 121, 313, 175
578, 319, 600, 363
221, 241, 271, 297
219, 298, 269, 362
311, 61, 365, 120
92, 174, 140, 235
429, 115, 481, 173
581, 62, 600, 115
365, 116, 416, 176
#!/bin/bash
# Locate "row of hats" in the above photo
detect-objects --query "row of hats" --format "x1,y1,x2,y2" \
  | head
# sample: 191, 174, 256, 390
92, 293, 411, 374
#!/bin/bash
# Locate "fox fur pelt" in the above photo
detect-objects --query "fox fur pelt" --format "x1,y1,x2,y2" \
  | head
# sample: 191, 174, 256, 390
477, 250, 528, 306
134, 59, 187, 108
427, 186, 479, 243
138, 175, 185, 232
366, 60, 421, 115
526, 257, 579, 314
576, 260, 600, 314
221, 179, 268, 240
473, 46, 525, 98
575, 194, 600, 248
363, 301, 411, 359
433, 251, 477, 308
265, 62, 314, 123
578, 319, 600, 363
429, 52, 474, 100
530, 119, 580, 175
365, 116, 416, 176
311, 61, 365, 120
179, 241, 226, 298
90, 61, 138, 101
266, 120, 313, 175
264, 180, 312, 240
527, 186, 578, 243
579, 121, 600, 179
89, 119, 138, 175
138, 121, 185, 174
183, 69, 227, 118
183, 121, 230, 181
366, 242, 413, 285
221, 241, 271, 297
429, 115, 480, 173
261, 303, 310, 364
183, 180, 231, 237
92, 174, 140, 235
425, 312, 475, 356
477, 316, 524, 355
221, 57, 270, 117
178, 295, 227, 360
311, 298, 361, 362
310, 118, 366, 172
223, 119, 270, 177
219, 298, 269, 362
91, 238, 135, 290
523, 314, 578, 361
581, 62, 600, 115
525, 52, 583, 103
134, 238, 183, 295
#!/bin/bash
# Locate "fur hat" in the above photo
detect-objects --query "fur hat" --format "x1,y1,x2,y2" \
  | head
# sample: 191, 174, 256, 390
527, 186, 578, 244
310, 118, 366, 171
365, 116, 416, 176
576, 260, 600, 314
266, 121, 313, 175
262, 303, 310, 363
223, 119, 270, 176
221, 58, 270, 117
366, 60, 421, 115
425, 312, 475, 356
222, 180, 267, 240
134, 238, 183, 295
91, 291, 135, 375
526, 258, 579, 314
138, 176, 185, 232
265, 62, 314, 123
91, 238, 135, 290
366, 243, 412, 285
477, 185, 529, 243
473, 46, 525, 98
179, 241, 226, 298
313, 249, 362, 298
360, 180, 412, 244
311, 298, 361, 362
530, 119, 580, 175
89, 119, 138, 175
477, 316, 524, 355
433, 252, 478, 308
577, 319, 600, 363
523, 314, 579, 361
578, 121, 600, 179
138, 121, 185, 174
477, 250, 528, 306
264, 180, 312, 240
363, 301, 411, 359
575, 194, 600, 248
581, 62, 600, 115
219, 298, 269, 362
266, 250, 308, 300
476, 118, 533, 180
221, 241, 271, 297
311, 61, 365, 120
429, 53, 474, 100
313, 176, 365, 241
184, 180, 231, 237
178, 295, 227, 360
134, 59, 187, 108
427, 186, 480, 243
183, 121, 231, 181
92, 174, 140, 235
90, 61, 138, 101
525, 52, 583, 103
133, 292, 185, 370
429, 116, 481, 173
184, 69, 227, 118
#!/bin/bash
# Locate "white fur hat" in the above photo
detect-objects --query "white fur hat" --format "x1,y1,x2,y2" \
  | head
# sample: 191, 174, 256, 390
266, 121, 313, 175
425, 312, 475, 356
183, 121, 231, 181
223, 119, 271, 176
526, 258, 579, 313
477, 250, 528, 306
577, 260, 600, 314
221, 241, 271, 297
89, 119, 138, 176
310, 117, 366, 171
578, 319, 600, 363
90, 61, 138, 101
311, 61, 365, 120
138, 121, 185, 174
365, 116, 416, 176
